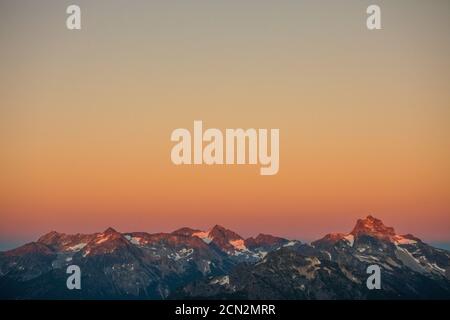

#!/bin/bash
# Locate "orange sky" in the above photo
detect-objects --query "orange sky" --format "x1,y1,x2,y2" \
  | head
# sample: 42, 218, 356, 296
1, 1, 449, 245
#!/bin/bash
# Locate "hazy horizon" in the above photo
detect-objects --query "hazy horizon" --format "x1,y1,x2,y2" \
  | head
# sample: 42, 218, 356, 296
1, 214, 449, 252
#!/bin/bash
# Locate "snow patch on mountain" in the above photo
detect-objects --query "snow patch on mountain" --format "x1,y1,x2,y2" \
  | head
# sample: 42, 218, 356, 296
229, 239, 246, 251
192, 231, 213, 244
95, 235, 111, 244
130, 237, 143, 245
170, 248, 194, 261
430, 263, 446, 274
210, 275, 230, 286
343, 234, 354, 247
395, 246, 426, 273
66, 243, 87, 251
393, 235, 417, 245
82, 249, 91, 257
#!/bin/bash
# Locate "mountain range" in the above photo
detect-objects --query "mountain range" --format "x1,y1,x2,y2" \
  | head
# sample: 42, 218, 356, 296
1, 215, 449, 299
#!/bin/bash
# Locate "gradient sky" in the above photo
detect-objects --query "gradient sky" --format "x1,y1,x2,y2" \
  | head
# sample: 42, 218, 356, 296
1, 0, 449, 249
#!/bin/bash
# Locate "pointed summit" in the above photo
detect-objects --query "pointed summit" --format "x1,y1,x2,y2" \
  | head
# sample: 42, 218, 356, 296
94, 227, 124, 242
37, 231, 64, 245
350, 215, 396, 239
87, 227, 124, 246
206, 225, 247, 252
103, 227, 119, 235
313, 215, 422, 249
209, 225, 243, 241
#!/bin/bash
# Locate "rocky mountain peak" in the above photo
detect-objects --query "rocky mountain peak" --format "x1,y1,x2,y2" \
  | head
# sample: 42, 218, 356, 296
209, 225, 243, 241
37, 231, 65, 245
350, 215, 396, 239
103, 227, 119, 235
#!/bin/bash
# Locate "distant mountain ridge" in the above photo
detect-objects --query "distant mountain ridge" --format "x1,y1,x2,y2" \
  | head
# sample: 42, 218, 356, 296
1, 216, 449, 299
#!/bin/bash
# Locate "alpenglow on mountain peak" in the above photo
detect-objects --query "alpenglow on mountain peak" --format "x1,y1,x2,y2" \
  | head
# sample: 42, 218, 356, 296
1, 215, 449, 299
